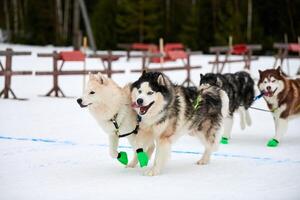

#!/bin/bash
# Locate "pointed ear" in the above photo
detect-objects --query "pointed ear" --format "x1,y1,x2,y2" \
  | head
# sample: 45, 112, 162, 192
122, 83, 131, 96
89, 72, 95, 80
276, 66, 281, 73
200, 74, 203, 79
216, 77, 223, 87
157, 74, 166, 86
96, 72, 108, 84
276, 66, 285, 76
258, 70, 262, 76
142, 69, 147, 76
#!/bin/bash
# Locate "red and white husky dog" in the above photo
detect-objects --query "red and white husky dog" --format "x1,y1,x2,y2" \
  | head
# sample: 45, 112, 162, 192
258, 67, 300, 147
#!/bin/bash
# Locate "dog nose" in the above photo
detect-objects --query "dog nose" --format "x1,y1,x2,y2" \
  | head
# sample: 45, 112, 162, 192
266, 86, 271, 91
77, 98, 82, 105
137, 98, 143, 106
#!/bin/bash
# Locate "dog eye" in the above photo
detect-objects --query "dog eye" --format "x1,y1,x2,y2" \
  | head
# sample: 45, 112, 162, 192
90, 91, 95, 95
271, 80, 276, 83
147, 91, 154, 95
264, 81, 267, 84
138, 90, 142, 94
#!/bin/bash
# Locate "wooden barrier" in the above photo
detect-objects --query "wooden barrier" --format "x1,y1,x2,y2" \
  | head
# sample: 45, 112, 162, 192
273, 43, 300, 74
209, 44, 262, 73
88, 51, 124, 78
117, 43, 156, 61
131, 51, 202, 86
0, 48, 32, 100
36, 51, 125, 97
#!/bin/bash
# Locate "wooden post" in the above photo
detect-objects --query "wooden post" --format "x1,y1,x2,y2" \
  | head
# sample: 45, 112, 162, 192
142, 52, 146, 70
284, 34, 290, 74
182, 50, 193, 86
159, 38, 164, 66
228, 35, 233, 73
298, 36, 300, 57
107, 50, 112, 78
4, 48, 13, 98
43, 51, 65, 97
0, 48, 32, 99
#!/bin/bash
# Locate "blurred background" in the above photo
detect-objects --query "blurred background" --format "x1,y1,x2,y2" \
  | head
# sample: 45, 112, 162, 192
0, 0, 300, 53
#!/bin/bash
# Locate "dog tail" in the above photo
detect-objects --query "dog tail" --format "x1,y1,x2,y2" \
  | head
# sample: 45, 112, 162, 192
220, 89, 230, 118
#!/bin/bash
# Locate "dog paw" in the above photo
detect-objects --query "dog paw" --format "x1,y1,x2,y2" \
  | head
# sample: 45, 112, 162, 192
144, 168, 160, 176
240, 122, 246, 130
196, 158, 209, 165
126, 162, 137, 168
267, 138, 279, 147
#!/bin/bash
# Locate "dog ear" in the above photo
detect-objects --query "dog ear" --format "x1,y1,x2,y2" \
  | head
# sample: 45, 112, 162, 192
276, 66, 287, 77
89, 72, 94, 80
96, 72, 108, 85
122, 83, 132, 97
157, 74, 166, 86
200, 74, 203, 79
216, 77, 223, 87
276, 66, 282, 74
142, 69, 147, 76
258, 70, 262, 76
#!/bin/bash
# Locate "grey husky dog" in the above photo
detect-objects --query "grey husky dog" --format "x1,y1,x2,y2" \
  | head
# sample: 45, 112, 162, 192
130, 71, 229, 176
199, 72, 255, 144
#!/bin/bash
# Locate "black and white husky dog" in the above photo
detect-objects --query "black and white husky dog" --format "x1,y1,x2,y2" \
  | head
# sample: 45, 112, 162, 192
130, 71, 229, 176
199, 71, 255, 144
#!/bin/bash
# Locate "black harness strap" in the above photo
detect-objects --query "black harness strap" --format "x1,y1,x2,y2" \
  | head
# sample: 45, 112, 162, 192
110, 114, 141, 138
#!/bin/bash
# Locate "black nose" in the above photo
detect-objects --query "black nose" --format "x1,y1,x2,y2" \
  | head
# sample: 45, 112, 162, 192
137, 98, 143, 106
77, 98, 82, 105
266, 86, 271, 91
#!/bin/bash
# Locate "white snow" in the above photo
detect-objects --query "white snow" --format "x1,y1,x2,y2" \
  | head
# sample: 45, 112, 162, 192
1, 43, 300, 200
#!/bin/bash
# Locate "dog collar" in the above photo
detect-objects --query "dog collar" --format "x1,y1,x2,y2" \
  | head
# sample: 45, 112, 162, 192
110, 114, 141, 138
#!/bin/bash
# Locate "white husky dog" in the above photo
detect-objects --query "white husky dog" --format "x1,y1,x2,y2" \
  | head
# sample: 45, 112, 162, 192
77, 73, 155, 168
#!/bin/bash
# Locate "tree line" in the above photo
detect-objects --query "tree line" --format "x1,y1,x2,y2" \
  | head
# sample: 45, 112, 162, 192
0, 0, 299, 53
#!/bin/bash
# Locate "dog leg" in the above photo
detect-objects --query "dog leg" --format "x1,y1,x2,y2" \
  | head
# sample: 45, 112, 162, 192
126, 154, 138, 168
197, 144, 213, 165
267, 117, 288, 147
130, 143, 155, 168
238, 107, 246, 130
245, 109, 252, 126
197, 134, 213, 165
126, 137, 139, 168
144, 137, 171, 176
146, 143, 155, 160
221, 117, 233, 144
109, 134, 119, 158
197, 129, 217, 165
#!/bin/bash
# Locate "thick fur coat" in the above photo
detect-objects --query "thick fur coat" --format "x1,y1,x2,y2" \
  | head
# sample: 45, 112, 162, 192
131, 71, 229, 175
200, 71, 255, 141
258, 67, 300, 145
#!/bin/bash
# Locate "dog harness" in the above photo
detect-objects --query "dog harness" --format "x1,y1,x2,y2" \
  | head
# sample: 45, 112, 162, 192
110, 114, 142, 138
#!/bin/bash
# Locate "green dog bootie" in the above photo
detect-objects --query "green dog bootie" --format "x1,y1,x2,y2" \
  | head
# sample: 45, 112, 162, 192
220, 137, 229, 144
117, 151, 128, 165
136, 148, 149, 167
267, 139, 279, 147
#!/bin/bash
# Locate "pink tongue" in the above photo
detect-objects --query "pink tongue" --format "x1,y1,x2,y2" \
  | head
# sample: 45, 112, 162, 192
131, 102, 139, 108
266, 92, 272, 97
140, 106, 147, 113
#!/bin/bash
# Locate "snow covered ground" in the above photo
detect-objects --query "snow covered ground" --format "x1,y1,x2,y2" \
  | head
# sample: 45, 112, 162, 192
1, 44, 300, 200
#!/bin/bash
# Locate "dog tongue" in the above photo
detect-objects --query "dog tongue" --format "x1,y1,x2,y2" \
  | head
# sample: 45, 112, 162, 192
140, 106, 147, 114
131, 102, 139, 108
265, 91, 273, 97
